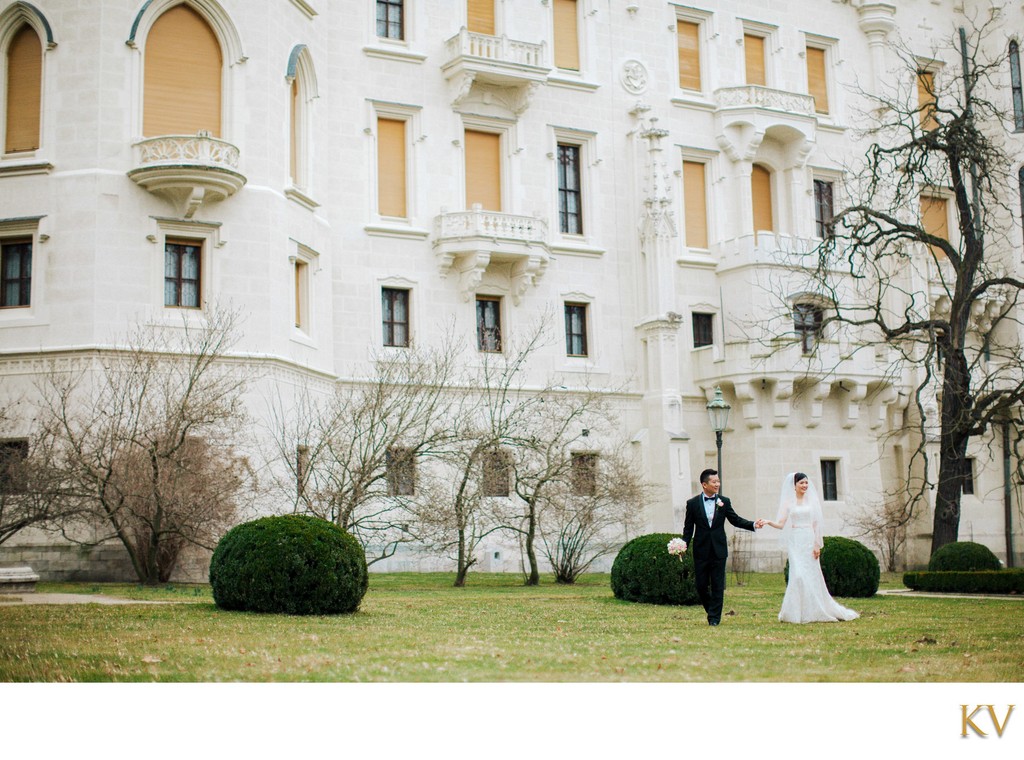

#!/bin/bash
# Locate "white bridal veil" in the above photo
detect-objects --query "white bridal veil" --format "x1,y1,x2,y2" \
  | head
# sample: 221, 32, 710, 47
776, 471, 825, 550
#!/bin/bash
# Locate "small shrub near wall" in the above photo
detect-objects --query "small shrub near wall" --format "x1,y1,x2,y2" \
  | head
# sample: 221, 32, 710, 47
903, 569, 1024, 594
209, 515, 368, 615
927, 541, 1002, 572
786, 536, 880, 597
610, 533, 700, 605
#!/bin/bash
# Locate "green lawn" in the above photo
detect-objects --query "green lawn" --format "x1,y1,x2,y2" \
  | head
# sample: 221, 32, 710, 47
0, 572, 1021, 682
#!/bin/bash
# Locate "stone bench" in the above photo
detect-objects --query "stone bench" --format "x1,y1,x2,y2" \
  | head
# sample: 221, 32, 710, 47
0, 565, 40, 593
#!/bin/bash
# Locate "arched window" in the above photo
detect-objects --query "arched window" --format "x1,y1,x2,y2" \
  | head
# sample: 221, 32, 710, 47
4, 23, 41, 153
287, 44, 317, 192
1010, 41, 1023, 132
751, 163, 774, 234
143, 4, 222, 137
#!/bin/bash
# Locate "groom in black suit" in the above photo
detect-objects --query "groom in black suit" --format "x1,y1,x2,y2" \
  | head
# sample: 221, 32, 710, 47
681, 468, 763, 625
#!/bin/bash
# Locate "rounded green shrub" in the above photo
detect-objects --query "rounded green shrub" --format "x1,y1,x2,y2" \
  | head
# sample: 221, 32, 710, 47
928, 541, 1001, 572
610, 533, 700, 605
784, 535, 880, 597
209, 514, 368, 615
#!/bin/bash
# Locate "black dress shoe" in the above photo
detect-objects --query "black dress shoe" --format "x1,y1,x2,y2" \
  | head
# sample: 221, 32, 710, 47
708, 621, 719, 626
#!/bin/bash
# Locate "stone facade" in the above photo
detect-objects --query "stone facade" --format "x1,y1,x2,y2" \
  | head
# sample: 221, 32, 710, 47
1, 0, 1023, 581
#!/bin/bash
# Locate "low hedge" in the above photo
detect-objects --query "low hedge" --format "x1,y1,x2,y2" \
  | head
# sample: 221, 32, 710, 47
610, 533, 700, 606
903, 569, 1024, 594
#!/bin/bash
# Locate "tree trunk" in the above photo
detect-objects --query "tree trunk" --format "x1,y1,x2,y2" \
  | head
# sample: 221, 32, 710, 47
524, 501, 540, 586
931, 345, 972, 556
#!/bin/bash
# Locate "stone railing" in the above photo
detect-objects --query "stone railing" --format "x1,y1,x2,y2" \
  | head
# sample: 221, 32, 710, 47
714, 86, 816, 116
444, 28, 546, 68
133, 132, 240, 169
435, 205, 547, 242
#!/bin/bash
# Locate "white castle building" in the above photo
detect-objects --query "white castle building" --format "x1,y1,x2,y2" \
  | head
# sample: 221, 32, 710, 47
1, 0, 1022, 580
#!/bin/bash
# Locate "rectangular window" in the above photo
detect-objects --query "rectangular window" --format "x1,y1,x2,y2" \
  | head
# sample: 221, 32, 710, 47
677, 20, 702, 92
962, 458, 975, 495
476, 296, 502, 352
794, 303, 823, 354
683, 160, 709, 248
557, 143, 583, 235
376, 0, 404, 40
571, 453, 597, 497
564, 302, 588, 357
917, 70, 938, 131
0, 439, 29, 494
1, 239, 32, 308
386, 447, 416, 496
164, 240, 201, 308
751, 164, 774, 234
481, 447, 510, 497
382, 287, 410, 347
465, 129, 502, 211
377, 117, 407, 218
294, 259, 309, 330
744, 34, 767, 86
820, 460, 838, 501
553, 0, 580, 71
692, 312, 714, 348
813, 179, 834, 238
921, 194, 949, 259
806, 46, 829, 115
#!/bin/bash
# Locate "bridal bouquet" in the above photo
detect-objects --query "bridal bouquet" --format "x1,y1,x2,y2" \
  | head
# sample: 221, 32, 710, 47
667, 537, 686, 560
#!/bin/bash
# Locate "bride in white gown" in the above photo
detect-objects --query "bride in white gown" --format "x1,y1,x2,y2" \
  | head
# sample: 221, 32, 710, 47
765, 472, 859, 624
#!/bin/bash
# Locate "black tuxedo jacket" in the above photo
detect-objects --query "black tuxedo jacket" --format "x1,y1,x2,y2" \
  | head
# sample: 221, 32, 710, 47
682, 493, 755, 560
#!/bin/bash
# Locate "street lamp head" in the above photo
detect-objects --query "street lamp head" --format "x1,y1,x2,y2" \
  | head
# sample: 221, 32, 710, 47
706, 386, 731, 432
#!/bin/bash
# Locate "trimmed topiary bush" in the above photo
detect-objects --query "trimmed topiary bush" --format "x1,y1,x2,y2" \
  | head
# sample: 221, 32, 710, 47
903, 569, 1024, 594
209, 514, 368, 615
785, 535, 880, 597
610, 533, 700, 605
927, 541, 1001, 572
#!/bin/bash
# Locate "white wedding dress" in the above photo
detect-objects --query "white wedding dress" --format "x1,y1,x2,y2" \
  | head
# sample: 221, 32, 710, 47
777, 492, 859, 624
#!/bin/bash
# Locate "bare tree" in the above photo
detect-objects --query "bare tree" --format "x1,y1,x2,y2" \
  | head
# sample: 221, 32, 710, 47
847, 499, 911, 573
535, 444, 648, 584
35, 309, 251, 584
265, 338, 460, 566
793, 12, 1024, 554
0, 401, 77, 545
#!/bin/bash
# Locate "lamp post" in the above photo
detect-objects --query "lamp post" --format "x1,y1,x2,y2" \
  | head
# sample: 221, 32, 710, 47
706, 386, 731, 491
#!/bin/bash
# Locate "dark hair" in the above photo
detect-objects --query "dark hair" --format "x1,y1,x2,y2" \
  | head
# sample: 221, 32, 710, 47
794, 472, 808, 484
699, 469, 718, 484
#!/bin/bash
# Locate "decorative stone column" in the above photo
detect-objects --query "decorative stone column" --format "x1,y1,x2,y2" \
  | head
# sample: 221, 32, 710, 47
855, 2, 897, 96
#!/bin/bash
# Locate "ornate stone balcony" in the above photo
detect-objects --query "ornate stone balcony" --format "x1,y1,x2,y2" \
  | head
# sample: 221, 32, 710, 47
441, 28, 549, 114
713, 86, 818, 162
433, 205, 549, 304
713, 232, 822, 273
127, 132, 246, 219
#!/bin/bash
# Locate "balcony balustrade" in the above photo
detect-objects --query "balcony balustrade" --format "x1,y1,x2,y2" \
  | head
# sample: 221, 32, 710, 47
434, 205, 549, 304
442, 28, 549, 113
128, 132, 246, 218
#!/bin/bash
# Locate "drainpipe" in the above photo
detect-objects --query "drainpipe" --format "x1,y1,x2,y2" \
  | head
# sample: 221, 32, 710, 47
1003, 422, 1015, 568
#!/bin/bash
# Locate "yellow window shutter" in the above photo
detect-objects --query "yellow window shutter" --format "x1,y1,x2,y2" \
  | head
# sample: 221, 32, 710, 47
143, 5, 223, 137
465, 130, 502, 211
921, 195, 948, 258
806, 47, 829, 114
751, 164, 774, 234
744, 34, 766, 86
554, 0, 580, 71
5, 25, 42, 153
918, 71, 937, 130
467, 0, 495, 35
677, 21, 701, 91
683, 161, 709, 248
377, 118, 407, 218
